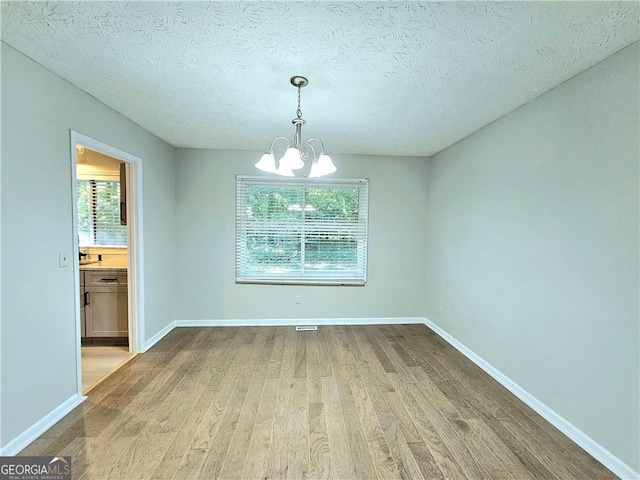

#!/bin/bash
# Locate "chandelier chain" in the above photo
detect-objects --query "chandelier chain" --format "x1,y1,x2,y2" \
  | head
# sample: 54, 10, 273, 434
296, 86, 302, 119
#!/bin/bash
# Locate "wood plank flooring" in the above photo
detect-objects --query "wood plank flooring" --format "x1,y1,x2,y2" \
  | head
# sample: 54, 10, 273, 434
20, 325, 616, 479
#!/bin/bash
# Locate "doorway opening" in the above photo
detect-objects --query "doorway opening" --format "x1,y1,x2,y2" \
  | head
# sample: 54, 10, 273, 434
70, 131, 145, 395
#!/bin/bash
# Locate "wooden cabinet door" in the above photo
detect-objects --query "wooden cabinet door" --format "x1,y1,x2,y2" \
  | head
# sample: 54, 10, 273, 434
85, 286, 128, 337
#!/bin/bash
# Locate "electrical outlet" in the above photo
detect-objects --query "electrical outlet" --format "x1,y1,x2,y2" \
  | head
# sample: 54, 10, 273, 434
439, 302, 445, 312
295, 295, 302, 304
58, 251, 70, 268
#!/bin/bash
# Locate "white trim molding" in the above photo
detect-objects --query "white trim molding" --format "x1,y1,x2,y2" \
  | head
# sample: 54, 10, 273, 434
142, 321, 177, 352
174, 317, 425, 328
69, 131, 146, 396
423, 317, 639, 480
0, 394, 86, 456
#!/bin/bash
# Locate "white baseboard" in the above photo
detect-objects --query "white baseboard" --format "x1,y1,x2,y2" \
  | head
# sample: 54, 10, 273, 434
0, 394, 86, 456
423, 317, 639, 480
174, 317, 425, 328
142, 320, 177, 352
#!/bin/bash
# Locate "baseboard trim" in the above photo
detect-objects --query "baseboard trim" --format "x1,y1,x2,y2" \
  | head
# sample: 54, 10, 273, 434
0, 394, 86, 456
174, 317, 425, 328
142, 320, 177, 352
423, 317, 639, 480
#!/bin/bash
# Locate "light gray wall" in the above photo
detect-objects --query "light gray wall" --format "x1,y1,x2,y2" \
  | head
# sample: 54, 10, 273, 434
175, 149, 429, 320
425, 42, 639, 471
0, 43, 177, 448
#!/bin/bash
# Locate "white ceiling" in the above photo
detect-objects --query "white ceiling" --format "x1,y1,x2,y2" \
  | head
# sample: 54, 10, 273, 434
2, 2, 639, 157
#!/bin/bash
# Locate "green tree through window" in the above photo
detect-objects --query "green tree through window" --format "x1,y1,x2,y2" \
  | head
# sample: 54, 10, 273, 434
77, 180, 127, 246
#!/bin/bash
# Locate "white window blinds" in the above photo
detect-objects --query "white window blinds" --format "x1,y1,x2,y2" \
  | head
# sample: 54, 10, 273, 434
77, 180, 127, 246
236, 176, 369, 285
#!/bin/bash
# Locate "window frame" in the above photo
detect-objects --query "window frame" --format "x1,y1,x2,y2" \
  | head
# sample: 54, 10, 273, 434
235, 175, 369, 286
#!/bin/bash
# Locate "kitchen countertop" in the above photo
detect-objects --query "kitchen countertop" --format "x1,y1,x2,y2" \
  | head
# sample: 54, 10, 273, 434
79, 262, 127, 272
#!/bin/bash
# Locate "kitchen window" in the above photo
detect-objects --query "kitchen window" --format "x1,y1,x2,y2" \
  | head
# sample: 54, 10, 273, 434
236, 175, 369, 285
77, 180, 127, 247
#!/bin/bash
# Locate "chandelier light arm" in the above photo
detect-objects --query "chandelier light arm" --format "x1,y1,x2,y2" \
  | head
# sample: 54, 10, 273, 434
269, 136, 293, 152
304, 137, 327, 154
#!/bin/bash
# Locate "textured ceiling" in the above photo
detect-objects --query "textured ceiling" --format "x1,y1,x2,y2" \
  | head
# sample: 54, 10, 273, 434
2, 2, 639, 157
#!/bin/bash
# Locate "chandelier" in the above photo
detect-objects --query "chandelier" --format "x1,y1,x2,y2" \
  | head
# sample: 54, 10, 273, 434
255, 76, 336, 178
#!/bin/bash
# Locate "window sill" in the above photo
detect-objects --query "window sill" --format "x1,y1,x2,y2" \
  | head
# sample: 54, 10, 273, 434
236, 279, 366, 286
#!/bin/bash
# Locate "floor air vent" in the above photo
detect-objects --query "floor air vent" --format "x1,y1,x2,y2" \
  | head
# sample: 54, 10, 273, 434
295, 326, 318, 331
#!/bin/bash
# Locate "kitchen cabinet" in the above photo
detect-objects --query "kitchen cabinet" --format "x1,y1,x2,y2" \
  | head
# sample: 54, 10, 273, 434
80, 269, 128, 338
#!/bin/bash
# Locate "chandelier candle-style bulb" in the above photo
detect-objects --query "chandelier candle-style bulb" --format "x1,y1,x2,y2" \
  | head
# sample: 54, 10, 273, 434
255, 76, 336, 178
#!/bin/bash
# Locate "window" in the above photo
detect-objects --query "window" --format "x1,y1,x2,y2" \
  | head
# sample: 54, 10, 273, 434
236, 176, 369, 285
77, 180, 127, 246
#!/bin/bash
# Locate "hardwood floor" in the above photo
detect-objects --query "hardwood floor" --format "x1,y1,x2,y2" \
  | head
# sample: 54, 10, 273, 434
81, 345, 133, 393
20, 325, 615, 479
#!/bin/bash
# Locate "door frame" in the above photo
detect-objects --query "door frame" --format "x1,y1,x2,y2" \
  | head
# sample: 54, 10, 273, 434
70, 131, 145, 395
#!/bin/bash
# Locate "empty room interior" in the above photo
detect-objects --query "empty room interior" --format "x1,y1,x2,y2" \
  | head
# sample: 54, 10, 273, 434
1, 2, 638, 480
